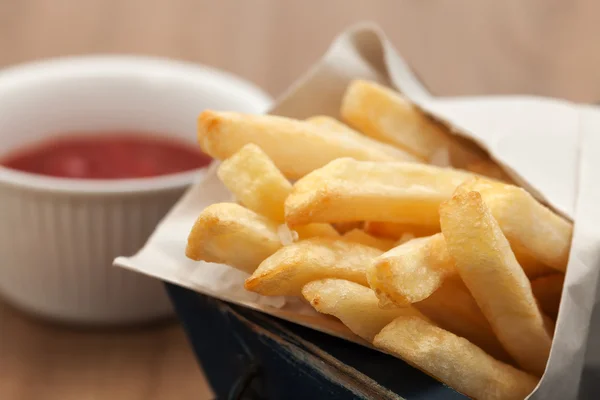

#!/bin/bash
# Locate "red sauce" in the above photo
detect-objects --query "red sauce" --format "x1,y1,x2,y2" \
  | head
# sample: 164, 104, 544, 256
0, 134, 212, 179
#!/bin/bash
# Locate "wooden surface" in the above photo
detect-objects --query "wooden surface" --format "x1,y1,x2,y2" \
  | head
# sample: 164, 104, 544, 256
0, 1, 598, 399
1, 0, 600, 101
0, 301, 212, 400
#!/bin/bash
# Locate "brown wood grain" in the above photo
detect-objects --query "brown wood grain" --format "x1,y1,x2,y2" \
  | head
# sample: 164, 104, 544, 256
1, 0, 599, 101
0, 301, 212, 400
0, 1, 597, 399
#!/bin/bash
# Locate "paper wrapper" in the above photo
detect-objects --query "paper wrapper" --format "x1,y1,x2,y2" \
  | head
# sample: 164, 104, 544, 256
115, 23, 600, 399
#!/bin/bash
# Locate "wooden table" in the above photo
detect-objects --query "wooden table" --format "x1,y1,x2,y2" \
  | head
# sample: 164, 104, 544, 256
0, 300, 213, 400
1, 1, 598, 399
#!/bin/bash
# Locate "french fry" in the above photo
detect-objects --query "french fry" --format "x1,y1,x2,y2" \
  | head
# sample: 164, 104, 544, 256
185, 80, 573, 398
198, 110, 419, 180
374, 316, 538, 400
412, 279, 512, 363
217, 143, 338, 240
369, 233, 554, 307
518, 253, 556, 280
340, 80, 490, 168
305, 115, 364, 135
332, 221, 365, 234
342, 229, 395, 251
244, 238, 382, 296
217, 143, 292, 222
275, 224, 340, 246
186, 203, 282, 274
285, 158, 475, 227
455, 178, 572, 272
368, 234, 454, 305
531, 274, 564, 320
275, 224, 298, 246
363, 221, 439, 240
395, 233, 417, 246
294, 223, 340, 239
302, 279, 428, 342
304, 115, 414, 162
440, 191, 552, 376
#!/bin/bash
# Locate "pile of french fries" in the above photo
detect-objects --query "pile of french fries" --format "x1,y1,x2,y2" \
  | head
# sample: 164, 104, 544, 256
186, 80, 573, 400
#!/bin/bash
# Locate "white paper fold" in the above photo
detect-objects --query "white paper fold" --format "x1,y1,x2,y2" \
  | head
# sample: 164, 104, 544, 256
115, 23, 600, 399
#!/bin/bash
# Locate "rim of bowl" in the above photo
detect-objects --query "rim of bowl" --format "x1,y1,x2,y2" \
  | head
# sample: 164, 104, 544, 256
0, 55, 272, 196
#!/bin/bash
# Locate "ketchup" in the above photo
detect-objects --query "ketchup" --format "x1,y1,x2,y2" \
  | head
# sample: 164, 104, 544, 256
0, 134, 212, 179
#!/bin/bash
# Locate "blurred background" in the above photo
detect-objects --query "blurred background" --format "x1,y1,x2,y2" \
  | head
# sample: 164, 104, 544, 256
0, 1, 596, 399
2, 0, 599, 101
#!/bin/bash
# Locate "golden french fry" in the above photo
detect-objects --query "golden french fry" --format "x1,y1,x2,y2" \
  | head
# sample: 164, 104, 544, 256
411, 279, 512, 363
368, 234, 455, 305
531, 274, 564, 320
369, 233, 552, 307
198, 110, 419, 180
363, 221, 439, 240
186, 203, 282, 274
302, 279, 428, 342
294, 223, 340, 239
518, 253, 556, 280
342, 229, 395, 251
440, 191, 552, 376
244, 238, 382, 296
305, 115, 365, 135
276, 223, 340, 244
276, 221, 339, 246
455, 178, 572, 272
340, 80, 490, 168
374, 316, 538, 400
304, 115, 414, 161
285, 158, 475, 227
217, 143, 291, 222
275, 224, 298, 246
332, 221, 365, 234
275, 224, 339, 245
395, 234, 418, 246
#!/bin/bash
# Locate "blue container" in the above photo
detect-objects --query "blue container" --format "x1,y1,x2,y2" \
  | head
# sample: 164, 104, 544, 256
165, 283, 468, 399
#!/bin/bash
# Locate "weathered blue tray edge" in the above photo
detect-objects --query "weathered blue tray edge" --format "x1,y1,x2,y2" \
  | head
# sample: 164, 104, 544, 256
165, 283, 466, 400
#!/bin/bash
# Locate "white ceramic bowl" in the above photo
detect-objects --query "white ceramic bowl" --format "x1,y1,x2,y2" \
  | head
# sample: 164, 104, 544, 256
0, 56, 271, 324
